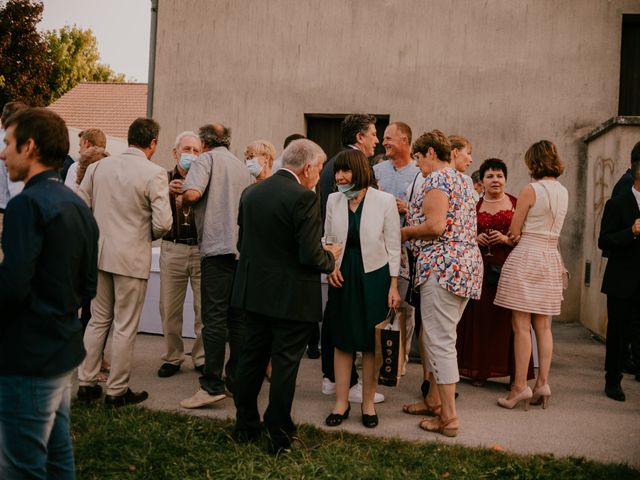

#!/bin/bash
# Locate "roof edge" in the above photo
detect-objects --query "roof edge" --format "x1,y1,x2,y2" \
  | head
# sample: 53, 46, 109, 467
582, 116, 640, 143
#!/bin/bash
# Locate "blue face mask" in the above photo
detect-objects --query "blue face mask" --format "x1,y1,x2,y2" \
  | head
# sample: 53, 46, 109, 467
337, 183, 359, 199
246, 158, 263, 177
179, 153, 196, 172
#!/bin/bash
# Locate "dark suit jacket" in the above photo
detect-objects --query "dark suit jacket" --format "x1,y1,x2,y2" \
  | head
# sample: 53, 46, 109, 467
231, 170, 335, 323
599, 189, 640, 298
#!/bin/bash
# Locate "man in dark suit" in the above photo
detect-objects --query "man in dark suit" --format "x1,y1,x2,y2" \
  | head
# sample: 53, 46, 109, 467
231, 139, 341, 454
598, 160, 640, 401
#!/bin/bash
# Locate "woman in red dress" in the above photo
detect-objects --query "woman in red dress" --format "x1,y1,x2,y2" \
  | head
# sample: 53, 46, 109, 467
456, 159, 533, 386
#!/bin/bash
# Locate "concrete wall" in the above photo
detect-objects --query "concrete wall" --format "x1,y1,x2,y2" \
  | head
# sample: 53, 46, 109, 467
151, 0, 640, 321
580, 120, 640, 336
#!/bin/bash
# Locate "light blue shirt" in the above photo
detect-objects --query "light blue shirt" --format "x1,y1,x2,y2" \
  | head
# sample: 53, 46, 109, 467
373, 159, 420, 202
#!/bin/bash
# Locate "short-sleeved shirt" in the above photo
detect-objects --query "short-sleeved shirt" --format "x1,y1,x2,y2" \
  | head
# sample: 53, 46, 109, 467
373, 160, 421, 203
406, 167, 483, 299
182, 147, 251, 258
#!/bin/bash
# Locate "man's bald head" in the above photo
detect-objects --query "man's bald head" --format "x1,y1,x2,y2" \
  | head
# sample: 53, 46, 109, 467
199, 123, 231, 150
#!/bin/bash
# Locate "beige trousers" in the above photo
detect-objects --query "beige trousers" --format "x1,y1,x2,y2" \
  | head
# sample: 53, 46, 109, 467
159, 240, 204, 367
419, 274, 469, 385
78, 270, 147, 396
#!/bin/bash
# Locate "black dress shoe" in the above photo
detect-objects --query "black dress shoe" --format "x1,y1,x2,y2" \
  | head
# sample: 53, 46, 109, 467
307, 347, 321, 359
194, 364, 205, 374
157, 363, 180, 378
77, 384, 102, 401
105, 388, 149, 407
605, 383, 626, 402
325, 403, 351, 427
361, 408, 379, 428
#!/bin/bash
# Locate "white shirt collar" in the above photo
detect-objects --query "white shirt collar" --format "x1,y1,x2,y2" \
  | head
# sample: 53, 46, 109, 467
632, 185, 640, 211
280, 167, 301, 184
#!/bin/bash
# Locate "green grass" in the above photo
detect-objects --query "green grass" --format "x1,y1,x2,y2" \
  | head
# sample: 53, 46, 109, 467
71, 402, 639, 480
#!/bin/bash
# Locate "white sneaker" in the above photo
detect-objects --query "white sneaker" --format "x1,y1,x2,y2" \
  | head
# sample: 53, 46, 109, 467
322, 377, 336, 395
179, 388, 226, 409
348, 382, 385, 404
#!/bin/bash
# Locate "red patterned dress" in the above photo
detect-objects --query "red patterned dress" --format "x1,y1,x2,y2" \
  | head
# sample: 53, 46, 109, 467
456, 194, 534, 383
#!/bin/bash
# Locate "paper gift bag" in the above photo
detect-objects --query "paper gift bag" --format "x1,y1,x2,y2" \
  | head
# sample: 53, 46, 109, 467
374, 307, 407, 387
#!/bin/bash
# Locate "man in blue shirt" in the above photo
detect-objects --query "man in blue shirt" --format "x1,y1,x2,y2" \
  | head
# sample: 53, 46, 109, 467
0, 108, 99, 479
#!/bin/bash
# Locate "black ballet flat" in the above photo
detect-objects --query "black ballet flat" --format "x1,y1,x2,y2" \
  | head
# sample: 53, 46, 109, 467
325, 403, 351, 427
361, 409, 378, 428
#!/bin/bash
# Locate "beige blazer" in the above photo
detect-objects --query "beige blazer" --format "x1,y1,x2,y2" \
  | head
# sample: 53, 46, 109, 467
325, 187, 401, 275
79, 147, 172, 279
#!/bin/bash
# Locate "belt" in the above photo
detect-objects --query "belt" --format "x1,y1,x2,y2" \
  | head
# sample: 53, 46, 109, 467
170, 238, 198, 246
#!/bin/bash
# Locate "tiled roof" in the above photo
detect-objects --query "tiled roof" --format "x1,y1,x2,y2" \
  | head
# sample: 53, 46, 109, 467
48, 82, 147, 139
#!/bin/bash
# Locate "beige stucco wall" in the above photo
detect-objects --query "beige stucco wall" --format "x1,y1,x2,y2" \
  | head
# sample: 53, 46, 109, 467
151, 0, 640, 321
580, 123, 640, 336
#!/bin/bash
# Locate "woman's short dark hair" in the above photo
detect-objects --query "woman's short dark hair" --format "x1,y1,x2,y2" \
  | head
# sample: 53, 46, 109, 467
524, 140, 564, 179
3, 108, 69, 170
411, 129, 451, 162
333, 149, 374, 190
479, 158, 508, 180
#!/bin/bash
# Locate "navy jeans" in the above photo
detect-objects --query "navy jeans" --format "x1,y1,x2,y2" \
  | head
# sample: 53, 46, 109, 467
0, 372, 75, 479
199, 254, 246, 395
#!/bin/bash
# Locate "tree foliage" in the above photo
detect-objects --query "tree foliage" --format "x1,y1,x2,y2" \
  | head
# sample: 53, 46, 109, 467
0, 0, 52, 107
44, 25, 125, 100
0, 0, 126, 108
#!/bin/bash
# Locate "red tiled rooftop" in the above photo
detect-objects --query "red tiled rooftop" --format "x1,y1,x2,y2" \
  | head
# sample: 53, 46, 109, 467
48, 82, 147, 138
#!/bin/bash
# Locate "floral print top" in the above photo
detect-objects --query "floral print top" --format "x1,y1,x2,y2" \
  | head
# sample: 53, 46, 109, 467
406, 167, 483, 299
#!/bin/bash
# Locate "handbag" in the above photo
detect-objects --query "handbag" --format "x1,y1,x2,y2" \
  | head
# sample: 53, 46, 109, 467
374, 307, 407, 387
486, 263, 502, 286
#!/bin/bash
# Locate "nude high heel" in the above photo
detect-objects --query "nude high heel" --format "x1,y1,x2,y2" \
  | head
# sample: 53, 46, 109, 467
530, 384, 551, 409
497, 386, 533, 411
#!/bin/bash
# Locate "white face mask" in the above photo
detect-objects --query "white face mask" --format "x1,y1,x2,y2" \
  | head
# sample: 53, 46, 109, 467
246, 158, 263, 177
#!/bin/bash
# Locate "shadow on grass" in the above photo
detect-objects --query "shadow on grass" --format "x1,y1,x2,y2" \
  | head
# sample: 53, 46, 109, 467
71, 402, 639, 480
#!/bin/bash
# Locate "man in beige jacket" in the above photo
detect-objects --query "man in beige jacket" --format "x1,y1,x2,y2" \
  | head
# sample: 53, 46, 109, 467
76, 117, 172, 406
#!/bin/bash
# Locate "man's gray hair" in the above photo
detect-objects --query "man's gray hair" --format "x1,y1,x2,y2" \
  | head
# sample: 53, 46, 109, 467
282, 139, 326, 171
173, 130, 200, 148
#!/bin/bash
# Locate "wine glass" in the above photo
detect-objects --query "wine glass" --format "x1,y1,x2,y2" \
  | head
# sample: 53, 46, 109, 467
182, 206, 191, 227
322, 235, 338, 246
485, 229, 493, 257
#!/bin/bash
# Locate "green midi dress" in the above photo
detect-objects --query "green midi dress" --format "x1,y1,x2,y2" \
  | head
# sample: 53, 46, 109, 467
326, 200, 391, 353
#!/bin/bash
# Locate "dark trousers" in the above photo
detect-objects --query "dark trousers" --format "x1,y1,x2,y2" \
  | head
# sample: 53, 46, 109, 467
320, 306, 358, 387
605, 289, 640, 384
199, 254, 246, 395
233, 312, 313, 451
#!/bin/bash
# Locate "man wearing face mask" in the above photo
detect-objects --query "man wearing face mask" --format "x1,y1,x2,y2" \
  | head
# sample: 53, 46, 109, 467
157, 131, 204, 378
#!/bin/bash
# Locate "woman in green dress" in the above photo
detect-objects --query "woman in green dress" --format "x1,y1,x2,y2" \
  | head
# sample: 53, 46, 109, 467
324, 149, 401, 428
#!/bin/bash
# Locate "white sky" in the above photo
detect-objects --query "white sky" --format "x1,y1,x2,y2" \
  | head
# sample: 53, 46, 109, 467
39, 0, 151, 82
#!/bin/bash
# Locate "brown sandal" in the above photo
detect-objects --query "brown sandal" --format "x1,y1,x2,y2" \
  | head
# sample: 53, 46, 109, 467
419, 416, 459, 437
402, 401, 441, 416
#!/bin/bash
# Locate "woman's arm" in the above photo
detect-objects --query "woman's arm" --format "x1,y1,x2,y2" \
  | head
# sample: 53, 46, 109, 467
401, 189, 448, 242
388, 276, 400, 308
508, 184, 535, 242
383, 194, 402, 276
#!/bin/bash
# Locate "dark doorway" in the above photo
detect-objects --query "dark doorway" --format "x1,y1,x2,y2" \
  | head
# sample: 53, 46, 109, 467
619, 14, 640, 115
305, 113, 390, 160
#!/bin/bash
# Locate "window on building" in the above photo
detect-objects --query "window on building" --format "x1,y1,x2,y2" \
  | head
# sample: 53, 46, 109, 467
619, 14, 640, 116
305, 113, 389, 160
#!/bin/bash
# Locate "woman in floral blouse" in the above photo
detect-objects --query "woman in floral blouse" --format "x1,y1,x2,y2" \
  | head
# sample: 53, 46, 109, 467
401, 130, 483, 437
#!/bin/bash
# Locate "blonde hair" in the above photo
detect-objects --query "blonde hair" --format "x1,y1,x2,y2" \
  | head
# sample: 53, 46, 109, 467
244, 139, 276, 166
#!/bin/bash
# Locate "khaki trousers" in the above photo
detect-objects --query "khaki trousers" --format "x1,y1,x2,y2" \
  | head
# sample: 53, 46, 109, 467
78, 270, 147, 396
159, 240, 204, 367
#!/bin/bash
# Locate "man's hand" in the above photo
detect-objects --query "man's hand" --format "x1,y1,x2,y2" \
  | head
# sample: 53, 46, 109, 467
169, 179, 184, 194
327, 268, 344, 288
632, 218, 640, 237
396, 198, 409, 215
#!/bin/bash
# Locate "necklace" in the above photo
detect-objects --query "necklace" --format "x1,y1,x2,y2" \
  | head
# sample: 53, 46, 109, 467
483, 194, 506, 203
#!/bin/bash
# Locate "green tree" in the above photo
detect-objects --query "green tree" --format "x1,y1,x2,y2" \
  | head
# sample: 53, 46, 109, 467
44, 25, 125, 100
0, 0, 52, 107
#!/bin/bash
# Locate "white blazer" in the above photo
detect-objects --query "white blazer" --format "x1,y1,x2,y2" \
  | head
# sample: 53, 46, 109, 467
325, 187, 401, 275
